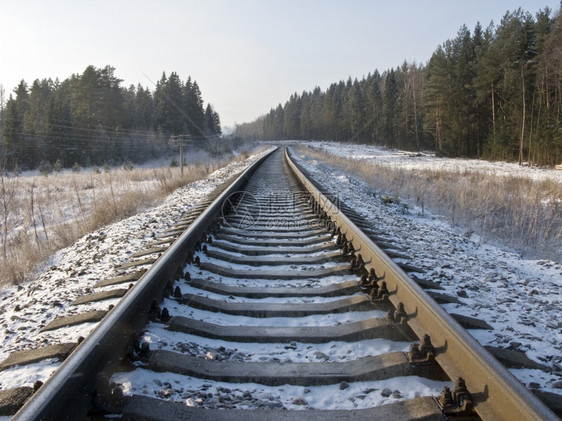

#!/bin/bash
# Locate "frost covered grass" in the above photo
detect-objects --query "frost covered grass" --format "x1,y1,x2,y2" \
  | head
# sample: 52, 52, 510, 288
0, 148, 275, 393
0, 147, 261, 286
297, 144, 562, 263
292, 145, 562, 398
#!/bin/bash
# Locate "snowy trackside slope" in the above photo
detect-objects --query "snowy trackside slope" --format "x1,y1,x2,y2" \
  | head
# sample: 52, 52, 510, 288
292, 144, 562, 398
0, 149, 272, 392
303, 140, 562, 183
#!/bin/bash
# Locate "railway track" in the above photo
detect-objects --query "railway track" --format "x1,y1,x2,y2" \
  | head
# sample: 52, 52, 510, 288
2, 148, 558, 420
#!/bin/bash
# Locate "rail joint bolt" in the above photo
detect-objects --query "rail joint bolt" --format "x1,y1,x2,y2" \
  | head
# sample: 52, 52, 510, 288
387, 302, 408, 324
437, 377, 475, 416
370, 281, 389, 301
408, 334, 436, 365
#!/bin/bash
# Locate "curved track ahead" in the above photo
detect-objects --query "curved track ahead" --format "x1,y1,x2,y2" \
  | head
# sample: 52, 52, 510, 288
7, 148, 558, 420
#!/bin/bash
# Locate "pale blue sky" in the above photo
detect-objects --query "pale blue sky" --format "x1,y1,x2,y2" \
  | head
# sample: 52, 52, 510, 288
1, 0, 559, 128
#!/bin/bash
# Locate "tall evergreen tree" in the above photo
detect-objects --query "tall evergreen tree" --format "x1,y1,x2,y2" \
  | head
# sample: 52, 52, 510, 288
165, 71, 186, 136
2, 97, 23, 169
283, 93, 301, 139
382, 69, 399, 148
365, 71, 384, 144
324, 82, 343, 141
204, 104, 222, 136
44, 90, 74, 166
0, 66, 223, 169
24, 79, 53, 164
0, 84, 6, 129
534, 7, 562, 165
299, 91, 313, 139
133, 84, 154, 130
71, 66, 101, 133
11, 81, 31, 167
234, 5, 559, 165
153, 72, 168, 135
184, 79, 206, 138
343, 79, 366, 142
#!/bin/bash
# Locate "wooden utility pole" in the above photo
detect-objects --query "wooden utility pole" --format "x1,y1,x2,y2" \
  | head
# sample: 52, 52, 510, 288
180, 140, 184, 176
519, 65, 526, 166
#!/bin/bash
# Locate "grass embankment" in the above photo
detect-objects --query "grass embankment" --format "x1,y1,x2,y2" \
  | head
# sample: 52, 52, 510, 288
298, 145, 562, 263
0, 152, 253, 286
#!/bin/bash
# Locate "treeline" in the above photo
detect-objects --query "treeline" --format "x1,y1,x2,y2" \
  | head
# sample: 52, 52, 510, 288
0, 65, 221, 170
235, 7, 562, 166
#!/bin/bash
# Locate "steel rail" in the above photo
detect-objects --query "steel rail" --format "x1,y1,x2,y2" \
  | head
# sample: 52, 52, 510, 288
284, 147, 557, 421
12, 148, 277, 421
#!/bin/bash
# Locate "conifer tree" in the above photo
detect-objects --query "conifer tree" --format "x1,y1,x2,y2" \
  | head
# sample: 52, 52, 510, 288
184, 79, 205, 137
0, 66, 223, 169
2, 97, 23, 169
165, 71, 185, 136
382, 69, 399, 148
211, 107, 222, 136
204, 104, 222, 136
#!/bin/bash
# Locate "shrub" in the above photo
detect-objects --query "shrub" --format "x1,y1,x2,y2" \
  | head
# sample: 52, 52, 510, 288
38, 161, 53, 177
297, 145, 562, 263
122, 160, 135, 171
0, 151, 261, 287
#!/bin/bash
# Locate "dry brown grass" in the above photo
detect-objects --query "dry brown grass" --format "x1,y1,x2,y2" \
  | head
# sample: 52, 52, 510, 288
0, 156, 245, 287
298, 145, 562, 263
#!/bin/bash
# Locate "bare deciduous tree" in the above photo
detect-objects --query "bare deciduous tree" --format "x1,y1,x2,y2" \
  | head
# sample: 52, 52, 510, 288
0, 162, 19, 257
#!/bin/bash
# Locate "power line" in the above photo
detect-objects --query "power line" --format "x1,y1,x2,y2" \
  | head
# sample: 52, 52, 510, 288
0, 68, 224, 169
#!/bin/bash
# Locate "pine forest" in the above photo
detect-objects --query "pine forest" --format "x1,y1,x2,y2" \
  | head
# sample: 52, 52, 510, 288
1, 7, 561, 169
235, 7, 562, 166
0, 66, 221, 171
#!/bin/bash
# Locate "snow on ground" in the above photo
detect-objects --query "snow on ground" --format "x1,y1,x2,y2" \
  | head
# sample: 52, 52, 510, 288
159, 297, 387, 328
111, 369, 449, 411
302, 140, 562, 183
140, 322, 410, 363
0, 149, 272, 393
291, 143, 562, 398
0, 141, 260, 282
0, 141, 560, 414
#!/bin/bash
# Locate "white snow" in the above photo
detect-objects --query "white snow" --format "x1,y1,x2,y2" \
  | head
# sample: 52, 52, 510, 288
0, 141, 560, 413
159, 297, 387, 327
0, 149, 273, 392
110, 368, 450, 411
140, 323, 411, 363
178, 282, 360, 304
290, 142, 562, 397
302, 140, 562, 184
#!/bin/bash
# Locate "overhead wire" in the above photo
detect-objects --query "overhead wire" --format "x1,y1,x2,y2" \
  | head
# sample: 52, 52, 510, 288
1, 69, 220, 165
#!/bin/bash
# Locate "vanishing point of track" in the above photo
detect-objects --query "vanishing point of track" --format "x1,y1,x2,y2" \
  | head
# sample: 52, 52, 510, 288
5, 148, 558, 420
